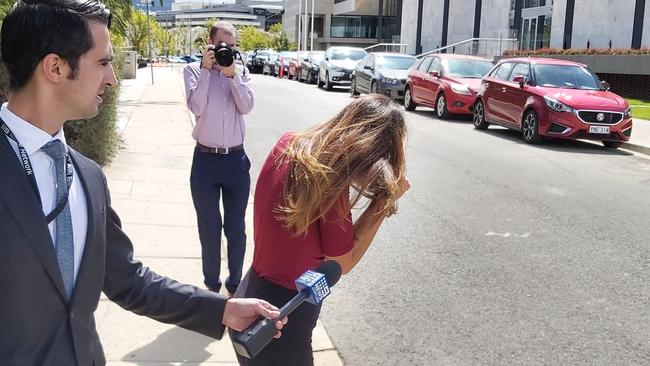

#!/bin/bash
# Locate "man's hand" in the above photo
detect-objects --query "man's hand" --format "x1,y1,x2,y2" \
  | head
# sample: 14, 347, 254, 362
201, 45, 216, 70
219, 61, 237, 78
223, 298, 287, 338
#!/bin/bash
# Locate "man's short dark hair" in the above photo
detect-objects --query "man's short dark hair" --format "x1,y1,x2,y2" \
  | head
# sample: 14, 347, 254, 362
1, 0, 111, 91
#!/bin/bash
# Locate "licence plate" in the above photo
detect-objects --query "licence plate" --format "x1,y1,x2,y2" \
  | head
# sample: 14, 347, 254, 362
589, 125, 610, 134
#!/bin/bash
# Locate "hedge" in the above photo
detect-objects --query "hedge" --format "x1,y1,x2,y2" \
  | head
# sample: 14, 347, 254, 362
504, 47, 650, 56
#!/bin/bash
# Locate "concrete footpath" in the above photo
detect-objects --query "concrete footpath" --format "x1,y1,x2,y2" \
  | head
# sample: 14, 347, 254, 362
97, 66, 343, 365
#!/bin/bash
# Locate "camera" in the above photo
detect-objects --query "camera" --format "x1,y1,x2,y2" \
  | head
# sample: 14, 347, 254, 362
212, 42, 241, 67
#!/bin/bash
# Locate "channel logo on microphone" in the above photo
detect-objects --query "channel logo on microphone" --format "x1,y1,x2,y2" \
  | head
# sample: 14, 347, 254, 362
296, 270, 331, 304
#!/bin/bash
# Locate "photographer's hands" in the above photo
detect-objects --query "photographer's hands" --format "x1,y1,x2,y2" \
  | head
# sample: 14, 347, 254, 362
201, 45, 216, 70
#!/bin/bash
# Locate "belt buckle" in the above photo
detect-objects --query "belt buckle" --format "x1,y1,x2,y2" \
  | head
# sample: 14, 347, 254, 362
217, 147, 229, 154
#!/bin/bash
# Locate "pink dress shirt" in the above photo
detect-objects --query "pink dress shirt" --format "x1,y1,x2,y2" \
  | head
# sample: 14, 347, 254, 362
183, 62, 254, 148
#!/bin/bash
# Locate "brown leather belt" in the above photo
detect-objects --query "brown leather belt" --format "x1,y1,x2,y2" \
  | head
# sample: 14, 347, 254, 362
196, 142, 244, 154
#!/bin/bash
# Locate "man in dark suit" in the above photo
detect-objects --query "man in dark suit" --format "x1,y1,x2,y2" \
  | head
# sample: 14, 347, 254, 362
0, 1, 284, 365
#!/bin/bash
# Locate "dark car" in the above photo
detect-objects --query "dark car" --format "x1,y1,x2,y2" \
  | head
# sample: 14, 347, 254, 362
298, 51, 325, 83
473, 57, 632, 148
350, 53, 416, 100
275, 51, 297, 77
262, 52, 279, 75
249, 50, 272, 74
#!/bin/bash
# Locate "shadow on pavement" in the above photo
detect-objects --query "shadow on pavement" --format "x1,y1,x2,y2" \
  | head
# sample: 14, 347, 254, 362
122, 327, 215, 365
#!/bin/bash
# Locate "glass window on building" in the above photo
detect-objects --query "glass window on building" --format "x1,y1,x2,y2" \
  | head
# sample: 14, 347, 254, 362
523, 0, 553, 7
331, 16, 378, 38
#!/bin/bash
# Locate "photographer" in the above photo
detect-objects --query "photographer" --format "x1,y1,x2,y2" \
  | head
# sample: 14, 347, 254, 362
183, 21, 253, 297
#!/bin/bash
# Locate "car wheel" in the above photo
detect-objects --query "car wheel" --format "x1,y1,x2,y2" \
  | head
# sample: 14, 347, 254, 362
317, 73, 324, 88
325, 72, 333, 91
371, 82, 379, 94
435, 93, 450, 119
522, 110, 543, 144
404, 87, 416, 111
473, 99, 490, 130
350, 77, 360, 96
602, 141, 624, 149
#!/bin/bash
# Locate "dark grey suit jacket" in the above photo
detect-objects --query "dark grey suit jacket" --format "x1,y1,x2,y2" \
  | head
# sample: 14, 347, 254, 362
0, 134, 227, 365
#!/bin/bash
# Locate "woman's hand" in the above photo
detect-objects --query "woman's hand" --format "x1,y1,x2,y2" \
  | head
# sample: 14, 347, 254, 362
394, 177, 410, 201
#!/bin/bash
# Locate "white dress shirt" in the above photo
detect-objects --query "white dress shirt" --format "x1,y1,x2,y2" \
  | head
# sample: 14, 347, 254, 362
1, 103, 87, 282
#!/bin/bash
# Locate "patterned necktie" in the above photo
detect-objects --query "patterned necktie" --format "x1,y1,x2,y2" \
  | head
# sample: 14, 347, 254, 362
41, 140, 75, 300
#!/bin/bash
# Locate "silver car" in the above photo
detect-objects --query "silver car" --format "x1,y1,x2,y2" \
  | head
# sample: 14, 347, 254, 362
317, 46, 366, 91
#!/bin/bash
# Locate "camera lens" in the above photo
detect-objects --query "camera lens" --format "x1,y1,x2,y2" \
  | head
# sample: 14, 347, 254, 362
215, 43, 234, 67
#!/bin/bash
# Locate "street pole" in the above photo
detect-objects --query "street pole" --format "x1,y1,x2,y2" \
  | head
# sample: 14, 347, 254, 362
303, 0, 308, 51
145, 0, 154, 84
297, 0, 301, 51
310, 0, 314, 51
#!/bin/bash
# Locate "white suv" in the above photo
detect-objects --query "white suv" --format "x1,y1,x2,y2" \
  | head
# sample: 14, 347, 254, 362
318, 46, 367, 91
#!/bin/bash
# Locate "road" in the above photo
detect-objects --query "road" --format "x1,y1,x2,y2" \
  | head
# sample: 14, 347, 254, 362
244, 73, 650, 366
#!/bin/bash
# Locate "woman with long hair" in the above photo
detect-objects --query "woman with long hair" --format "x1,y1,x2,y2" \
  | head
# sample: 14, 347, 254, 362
233, 94, 410, 365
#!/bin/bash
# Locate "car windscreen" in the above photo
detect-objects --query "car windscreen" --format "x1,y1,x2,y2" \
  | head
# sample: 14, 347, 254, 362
330, 50, 366, 61
311, 53, 325, 63
442, 59, 493, 78
376, 56, 416, 70
533, 64, 602, 90
281, 52, 297, 59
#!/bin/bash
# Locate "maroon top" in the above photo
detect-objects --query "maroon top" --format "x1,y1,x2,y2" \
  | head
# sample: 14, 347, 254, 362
252, 132, 354, 290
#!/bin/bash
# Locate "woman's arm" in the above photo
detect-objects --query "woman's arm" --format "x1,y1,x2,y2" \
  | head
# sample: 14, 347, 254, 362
326, 179, 411, 274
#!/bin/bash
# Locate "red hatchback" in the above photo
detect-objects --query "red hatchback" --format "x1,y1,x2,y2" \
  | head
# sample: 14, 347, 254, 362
473, 58, 633, 148
404, 54, 493, 119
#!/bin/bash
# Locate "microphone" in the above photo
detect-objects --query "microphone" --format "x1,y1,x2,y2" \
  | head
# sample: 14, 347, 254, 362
232, 260, 342, 359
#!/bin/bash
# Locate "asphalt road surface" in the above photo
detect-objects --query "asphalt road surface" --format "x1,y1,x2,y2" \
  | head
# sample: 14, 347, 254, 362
244, 73, 650, 366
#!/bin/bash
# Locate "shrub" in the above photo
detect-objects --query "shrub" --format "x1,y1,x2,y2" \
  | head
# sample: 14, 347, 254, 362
503, 47, 650, 56
0, 42, 124, 167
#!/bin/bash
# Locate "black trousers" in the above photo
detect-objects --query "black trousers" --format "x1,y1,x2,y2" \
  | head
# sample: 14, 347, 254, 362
230, 268, 321, 366
190, 148, 250, 293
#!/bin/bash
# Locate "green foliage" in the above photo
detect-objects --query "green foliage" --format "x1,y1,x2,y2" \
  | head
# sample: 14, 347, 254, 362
125, 9, 155, 55
504, 47, 650, 56
268, 23, 297, 52
238, 26, 271, 51
63, 54, 124, 166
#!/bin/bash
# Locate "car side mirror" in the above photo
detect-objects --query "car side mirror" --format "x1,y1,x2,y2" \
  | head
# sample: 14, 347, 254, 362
304, 59, 309, 62
429, 71, 439, 78
325, 57, 329, 61
364, 65, 373, 70
512, 76, 526, 88
602, 81, 610, 90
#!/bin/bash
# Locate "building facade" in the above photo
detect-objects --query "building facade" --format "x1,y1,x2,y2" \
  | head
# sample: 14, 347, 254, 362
402, 0, 649, 55
282, 0, 403, 51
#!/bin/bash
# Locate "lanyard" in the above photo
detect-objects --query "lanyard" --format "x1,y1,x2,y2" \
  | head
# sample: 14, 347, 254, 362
1, 118, 73, 224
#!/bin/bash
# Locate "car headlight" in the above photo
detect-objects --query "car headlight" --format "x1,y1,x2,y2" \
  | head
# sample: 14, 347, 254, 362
450, 84, 472, 95
624, 106, 632, 118
381, 77, 398, 85
544, 96, 574, 113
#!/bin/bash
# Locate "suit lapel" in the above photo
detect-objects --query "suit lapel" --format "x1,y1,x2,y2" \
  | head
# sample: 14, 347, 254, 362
68, 148, 103, 304
0, 134, 67, 301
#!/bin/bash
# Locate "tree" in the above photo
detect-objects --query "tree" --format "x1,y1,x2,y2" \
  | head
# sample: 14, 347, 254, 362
238, 26, 271, 51
268, 23, 297, 52
155, 28, 176, 57
125, 10, 153, 55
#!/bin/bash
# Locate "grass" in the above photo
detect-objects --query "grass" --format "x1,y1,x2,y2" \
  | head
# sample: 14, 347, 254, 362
627, 98, 650, 121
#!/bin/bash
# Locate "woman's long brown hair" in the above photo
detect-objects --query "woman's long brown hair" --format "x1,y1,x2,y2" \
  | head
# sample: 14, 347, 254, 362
277, 94, 407, 236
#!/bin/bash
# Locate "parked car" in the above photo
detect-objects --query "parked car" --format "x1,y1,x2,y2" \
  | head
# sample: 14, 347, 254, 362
404, 54, 493, 118
318, 46, 366, 90
298, 51, 325, 83
288, 51, 309, 80
275, 51, 297, 77
351, 52, 416, 99
473, 57, 632, 148
180, 55, 200, 63
249, 50, 272, 74
262, 52, 279, 75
